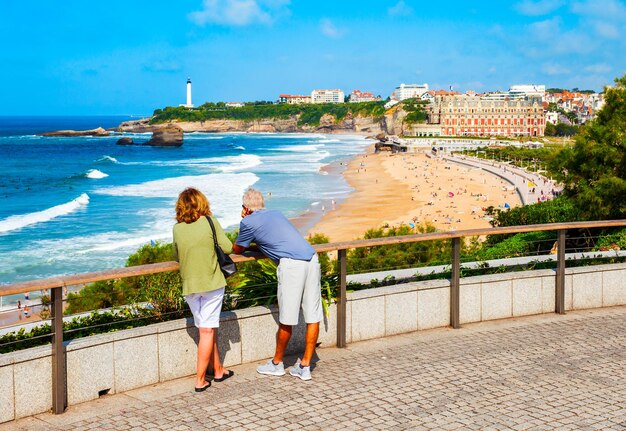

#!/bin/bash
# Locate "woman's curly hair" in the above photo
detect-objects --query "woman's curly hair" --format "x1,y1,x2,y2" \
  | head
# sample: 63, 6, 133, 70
175, 187, 212, 224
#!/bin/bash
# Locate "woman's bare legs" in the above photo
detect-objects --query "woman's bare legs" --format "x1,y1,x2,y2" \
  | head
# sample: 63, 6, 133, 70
210, 328, 233, 379
196, 327, 215, 388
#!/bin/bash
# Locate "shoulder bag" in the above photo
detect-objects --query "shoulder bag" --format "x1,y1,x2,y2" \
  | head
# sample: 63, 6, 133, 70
205, 216, 237, 278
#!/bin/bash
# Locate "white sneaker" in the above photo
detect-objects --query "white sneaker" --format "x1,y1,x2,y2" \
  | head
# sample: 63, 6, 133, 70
289, 363, 312, 381
257, 360, 285, 376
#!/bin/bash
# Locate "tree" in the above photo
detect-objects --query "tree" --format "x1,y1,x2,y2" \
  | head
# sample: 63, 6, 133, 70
551, 75, 626, 220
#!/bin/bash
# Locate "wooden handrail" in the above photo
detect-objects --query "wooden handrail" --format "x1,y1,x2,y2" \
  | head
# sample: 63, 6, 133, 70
2, 219, 626, 297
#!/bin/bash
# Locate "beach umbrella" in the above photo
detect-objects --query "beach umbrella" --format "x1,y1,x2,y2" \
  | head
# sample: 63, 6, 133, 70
528, 181, 536, 187
504, 202, 511, 209
448, 192, 454, 197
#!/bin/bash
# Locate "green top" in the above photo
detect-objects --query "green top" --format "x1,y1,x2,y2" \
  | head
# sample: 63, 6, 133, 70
172, 216, 233, 296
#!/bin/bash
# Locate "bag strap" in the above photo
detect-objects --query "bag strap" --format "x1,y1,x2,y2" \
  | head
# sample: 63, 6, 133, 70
205, 216, 223, 274
205, 216, 220, 249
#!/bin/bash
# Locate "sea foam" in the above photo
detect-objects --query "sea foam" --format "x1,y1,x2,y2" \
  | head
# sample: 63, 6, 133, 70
97, 155, 119, 164
95, 172, 257, 197
85, 169, 109, 179
0, 193, 90, 234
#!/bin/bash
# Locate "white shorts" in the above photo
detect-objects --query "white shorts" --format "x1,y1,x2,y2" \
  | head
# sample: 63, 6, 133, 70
277, 255, 323, 326
185, 288, 225, 328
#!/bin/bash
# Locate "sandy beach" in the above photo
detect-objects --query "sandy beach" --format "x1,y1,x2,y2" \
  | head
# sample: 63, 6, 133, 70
309, 148, 522, 242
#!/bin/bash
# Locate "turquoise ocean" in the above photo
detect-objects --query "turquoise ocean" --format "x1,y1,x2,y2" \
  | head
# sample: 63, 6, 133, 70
0, 116, 371, 305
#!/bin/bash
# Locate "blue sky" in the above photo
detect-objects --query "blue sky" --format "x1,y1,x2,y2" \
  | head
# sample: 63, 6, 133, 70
1, 0, 625, 115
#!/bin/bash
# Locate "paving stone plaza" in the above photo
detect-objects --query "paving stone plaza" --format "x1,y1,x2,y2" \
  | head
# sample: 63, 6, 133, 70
3, 307, 624, 431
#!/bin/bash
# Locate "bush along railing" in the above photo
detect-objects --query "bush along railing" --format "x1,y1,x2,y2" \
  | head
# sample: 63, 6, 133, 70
1, 220, 626, 415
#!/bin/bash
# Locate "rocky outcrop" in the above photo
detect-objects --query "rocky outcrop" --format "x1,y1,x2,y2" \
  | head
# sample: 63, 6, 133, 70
116, 137, 134, 145
116, 119, 153, 133
40, 127, 109, 137
146, 125, 183, 147
118, 113, 393, 136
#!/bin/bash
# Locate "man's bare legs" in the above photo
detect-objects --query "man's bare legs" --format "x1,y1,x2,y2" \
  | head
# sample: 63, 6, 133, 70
272, 322, 319, 367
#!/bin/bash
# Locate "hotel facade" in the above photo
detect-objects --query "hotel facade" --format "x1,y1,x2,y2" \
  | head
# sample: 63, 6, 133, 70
427, 95, 546, 137
311, 89, 344, 104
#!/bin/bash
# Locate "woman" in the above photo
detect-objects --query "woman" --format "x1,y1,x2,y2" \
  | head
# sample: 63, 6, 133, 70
173, 187, 234, 392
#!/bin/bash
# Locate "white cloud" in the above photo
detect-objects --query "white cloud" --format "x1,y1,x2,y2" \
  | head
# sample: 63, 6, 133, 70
584, 63, 612, 74
526, 17, 595, 55
542, 63, 571, 76
189, 0, 290, 26
592, 21, 621, 39
571, 0, 626, 18
515, 0, 565, 16
528, 17, 561, 41
388, 1, 413, 17
320, 18, 342, 38
570, 1, 625, 39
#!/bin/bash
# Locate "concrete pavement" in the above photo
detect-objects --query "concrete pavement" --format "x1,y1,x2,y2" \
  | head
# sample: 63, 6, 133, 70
3, 307, 624, 431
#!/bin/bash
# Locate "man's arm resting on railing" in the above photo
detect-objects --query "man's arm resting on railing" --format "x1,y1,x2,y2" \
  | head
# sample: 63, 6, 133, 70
232, 243, 260, 254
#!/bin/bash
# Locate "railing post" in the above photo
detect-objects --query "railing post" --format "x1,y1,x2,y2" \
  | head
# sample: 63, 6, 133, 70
555, 229, 566, 314
337, 249, 347, 348
450, 237, 461, 329
51, 286, 66, 414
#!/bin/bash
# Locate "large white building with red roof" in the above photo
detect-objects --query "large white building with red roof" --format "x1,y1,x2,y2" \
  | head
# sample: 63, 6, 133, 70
348, 90, 380, 102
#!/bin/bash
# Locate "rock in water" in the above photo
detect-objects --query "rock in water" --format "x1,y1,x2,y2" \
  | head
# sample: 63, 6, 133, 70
40, 127, 109, 137
146, 125, 183, 147
116, 137, 134, 145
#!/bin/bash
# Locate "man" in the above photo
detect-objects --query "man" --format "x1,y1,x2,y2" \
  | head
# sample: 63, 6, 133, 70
232, 188, 322, 381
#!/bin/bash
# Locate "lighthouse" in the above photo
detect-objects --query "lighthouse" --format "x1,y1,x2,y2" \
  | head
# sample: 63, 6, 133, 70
186, 78, 193, 108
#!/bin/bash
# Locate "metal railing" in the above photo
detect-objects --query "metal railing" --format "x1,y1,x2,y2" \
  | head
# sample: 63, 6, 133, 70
1, 219, 626, 415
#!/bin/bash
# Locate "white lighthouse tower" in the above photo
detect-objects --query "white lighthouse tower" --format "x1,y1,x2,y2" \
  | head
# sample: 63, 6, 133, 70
186, 78, 193, 108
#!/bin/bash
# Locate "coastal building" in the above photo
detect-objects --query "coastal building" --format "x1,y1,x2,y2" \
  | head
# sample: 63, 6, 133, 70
546, 111, 559, 125
509, 84, 546, 100
427, 94, 546, 137
392, 83, 429, 101
348, 90, 380, 103
311, 89, 344, 104
278, 94, 312, 104
179, 78, 194, 108
543, 90, 604, 124
408, 123, 442, 137
225, 102, 245, 108
384, 99, 399, 109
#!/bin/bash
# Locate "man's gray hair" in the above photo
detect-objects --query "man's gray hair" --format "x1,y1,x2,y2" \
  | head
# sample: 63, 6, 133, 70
242, 188, 265, 211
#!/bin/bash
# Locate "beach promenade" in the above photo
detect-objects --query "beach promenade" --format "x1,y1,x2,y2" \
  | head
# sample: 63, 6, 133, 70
443, 154, 559, 205
4, 306, 624, 430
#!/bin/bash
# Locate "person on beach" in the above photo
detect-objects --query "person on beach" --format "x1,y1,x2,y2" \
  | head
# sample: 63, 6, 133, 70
173, 187, 234, 392
233, 188, 323, 381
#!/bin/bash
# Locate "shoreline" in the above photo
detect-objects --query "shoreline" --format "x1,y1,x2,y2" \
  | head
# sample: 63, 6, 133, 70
307, 147, 525, 242
290, 146, 371, 235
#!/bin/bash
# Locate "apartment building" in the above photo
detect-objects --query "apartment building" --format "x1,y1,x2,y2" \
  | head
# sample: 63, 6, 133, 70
278, 94, 312, 104
392, 83, 429, 101
311, 89, 344, 103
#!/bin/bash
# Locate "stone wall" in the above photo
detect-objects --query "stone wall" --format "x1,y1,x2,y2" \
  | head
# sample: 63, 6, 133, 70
1, 263, 625, 422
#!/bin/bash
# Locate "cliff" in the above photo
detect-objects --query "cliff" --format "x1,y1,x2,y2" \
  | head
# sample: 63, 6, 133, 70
117, 113, 398, 136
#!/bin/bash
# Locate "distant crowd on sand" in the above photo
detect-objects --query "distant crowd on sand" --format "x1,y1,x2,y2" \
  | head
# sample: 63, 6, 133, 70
308, 148, 558, 242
